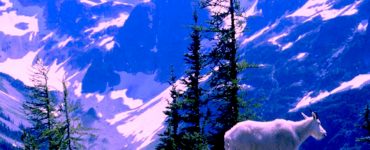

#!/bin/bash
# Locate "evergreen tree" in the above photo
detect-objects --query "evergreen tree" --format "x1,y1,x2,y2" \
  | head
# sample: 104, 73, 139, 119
22, 59, 95, 149
357, 104, 370, 143
62, 80, 73, 149
60, 80, 94, 149
157, 67, 181, 150
22, 58, 62, 149
201, 0, 255, 148
178, 10, 208, 149
21, 130, 39, 150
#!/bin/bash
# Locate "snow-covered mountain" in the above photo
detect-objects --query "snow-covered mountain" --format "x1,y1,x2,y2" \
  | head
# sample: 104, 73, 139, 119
0, 0, 369, 149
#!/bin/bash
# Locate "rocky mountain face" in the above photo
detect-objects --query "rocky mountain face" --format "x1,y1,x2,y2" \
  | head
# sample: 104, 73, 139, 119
0, 0, 369, 149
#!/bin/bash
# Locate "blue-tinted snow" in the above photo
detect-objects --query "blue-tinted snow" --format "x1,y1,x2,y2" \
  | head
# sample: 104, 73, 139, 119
0, 0, 369, 149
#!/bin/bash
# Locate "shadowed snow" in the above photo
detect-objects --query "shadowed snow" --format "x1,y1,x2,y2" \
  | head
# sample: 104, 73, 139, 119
0, 80, 28, 128
110, 89, 143, 109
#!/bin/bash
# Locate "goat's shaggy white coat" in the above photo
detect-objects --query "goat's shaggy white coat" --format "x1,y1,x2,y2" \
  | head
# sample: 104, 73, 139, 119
224, 113, 326, 150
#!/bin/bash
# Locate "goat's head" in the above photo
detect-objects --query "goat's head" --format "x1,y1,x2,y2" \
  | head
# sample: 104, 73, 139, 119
301, 112, 327, 140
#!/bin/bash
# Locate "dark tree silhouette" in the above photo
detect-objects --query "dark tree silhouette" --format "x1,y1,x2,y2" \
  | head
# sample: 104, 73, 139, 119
157, 66, 182, 150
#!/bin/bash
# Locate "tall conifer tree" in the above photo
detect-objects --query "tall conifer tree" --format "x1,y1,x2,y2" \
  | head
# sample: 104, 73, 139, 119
201, 0, 253, 148
22, 59, 93, 149
60, 81, 93, 149
178, 10, 208, 149
22, 58, 61, 149
62, 81, 73, 150
157, 66, 181, 150
357, 104, 370, 143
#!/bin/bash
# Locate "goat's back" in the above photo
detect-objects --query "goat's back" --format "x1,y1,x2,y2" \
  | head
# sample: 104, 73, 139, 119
224, 119, 298, 150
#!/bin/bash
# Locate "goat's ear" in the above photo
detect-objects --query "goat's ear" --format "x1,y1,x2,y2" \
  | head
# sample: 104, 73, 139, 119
312, 112, 318, 120
301, 112, 309, 119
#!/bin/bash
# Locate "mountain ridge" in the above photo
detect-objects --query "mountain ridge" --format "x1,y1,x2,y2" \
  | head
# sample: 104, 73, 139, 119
0, 0, 369, 149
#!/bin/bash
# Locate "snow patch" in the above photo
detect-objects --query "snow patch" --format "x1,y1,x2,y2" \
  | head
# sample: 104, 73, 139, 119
99, 36, 115, 51
110, 89, 143, 109
0, 50, 39, 87
287, 0, 331, 18
290, 91, 330, 112
207, 0, 261, 38
0, 0, 12, 11
105, 41, 115, 50
279, 32, 311, 51
57, 36, 73, 48
357, 20, 368, 33
0, 11, 39, 37
341, 0, 362, 16
242, 21, 278, 45
332, 46, 346, 58
103, 74, 210, 149
292, 52, 308, 61
242, 0, 261, 18
0, 50, 69, 91
297, 33, 308, 41
113, 1, 133, 6
282, 42, 293, 51
106, 79, 186, 149
268, 33, 288, 47
290, 74, 370, 112
85, 93, 93, 99
99, 36, 114, 46
331, 74, 370, 93
287, 0, 363, 22
97, 112, 103, 118
280, 32, 311, 51
115, 96, 166, 149
72, 81, 82, 97
47, 59, 69, 91
237, 0, 261, 38
41, 32, 54, 41
112, 0, 150, 6
96, 94, 105, 103
80, 0, 108, 6
85, 13, 129, 35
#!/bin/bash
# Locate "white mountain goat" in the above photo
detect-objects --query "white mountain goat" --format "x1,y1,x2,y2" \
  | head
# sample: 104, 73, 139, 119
224, 112, 327, 150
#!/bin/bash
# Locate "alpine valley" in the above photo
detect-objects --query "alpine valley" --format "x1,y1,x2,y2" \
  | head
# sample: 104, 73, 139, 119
0, 0, 369, 149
